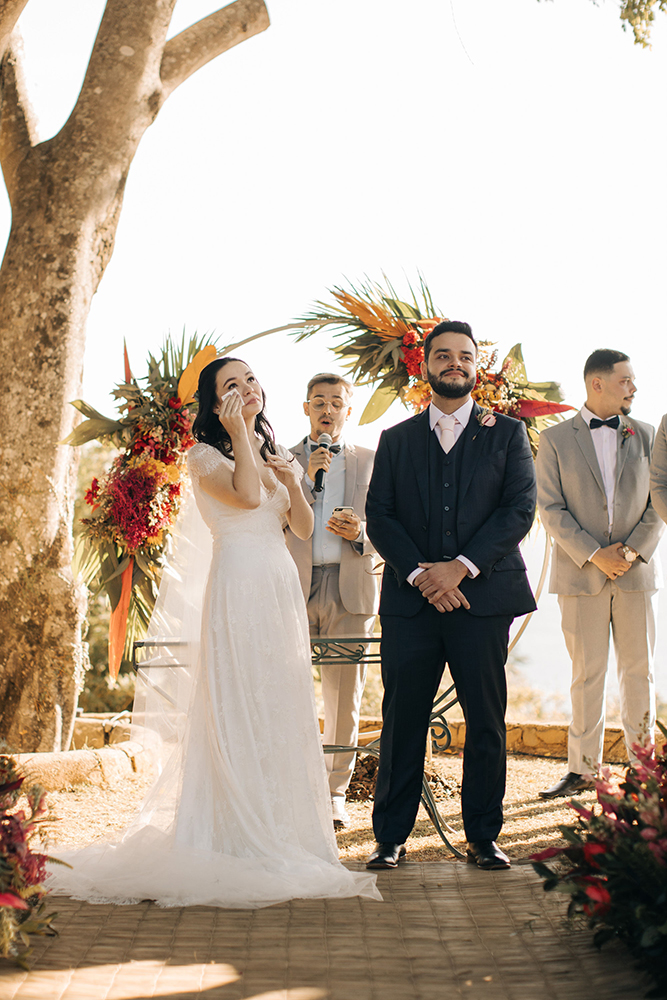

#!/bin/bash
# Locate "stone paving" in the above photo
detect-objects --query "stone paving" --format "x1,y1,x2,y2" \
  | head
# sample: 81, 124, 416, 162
0, 861, 647, 1000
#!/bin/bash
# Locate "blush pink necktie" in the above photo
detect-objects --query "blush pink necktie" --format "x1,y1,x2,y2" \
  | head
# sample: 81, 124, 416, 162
437, 414, 457, 454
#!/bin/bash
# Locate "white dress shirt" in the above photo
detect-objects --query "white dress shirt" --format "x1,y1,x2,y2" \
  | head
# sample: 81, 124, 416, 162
408, 398, 479, 586
581, 404, 617, 534
304, 439, 346, 565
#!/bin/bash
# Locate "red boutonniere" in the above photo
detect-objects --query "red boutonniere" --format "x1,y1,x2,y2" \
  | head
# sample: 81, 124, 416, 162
473, 408, 496, 440
621, 424, 635, 447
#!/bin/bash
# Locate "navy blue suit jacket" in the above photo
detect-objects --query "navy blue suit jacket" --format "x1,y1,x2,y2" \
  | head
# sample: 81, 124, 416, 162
365, 404, 537, 618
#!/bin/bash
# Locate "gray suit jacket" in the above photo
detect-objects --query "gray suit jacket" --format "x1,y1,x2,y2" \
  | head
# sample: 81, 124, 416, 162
650, 414, 667, 525
285, 439, 379, 617
536, 411, 664, 595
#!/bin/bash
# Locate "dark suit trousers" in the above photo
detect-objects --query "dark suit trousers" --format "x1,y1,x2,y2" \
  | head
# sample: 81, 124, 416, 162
373, 604, 512, 844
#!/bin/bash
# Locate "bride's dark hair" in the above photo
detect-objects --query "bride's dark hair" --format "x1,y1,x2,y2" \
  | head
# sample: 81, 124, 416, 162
192, 356, 277, 461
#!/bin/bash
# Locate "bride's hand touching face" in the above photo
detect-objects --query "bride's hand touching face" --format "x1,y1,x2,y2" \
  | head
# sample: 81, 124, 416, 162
214, 387, 246, 437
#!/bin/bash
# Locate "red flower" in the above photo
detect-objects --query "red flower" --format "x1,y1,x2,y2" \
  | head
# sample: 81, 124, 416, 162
583, 882, 612, 916
621, 424, 635, 448
530, 846, 563, 861
20, 849, 47, 886
84, 478, 100, 505
583, 842, 608, 866
168, 396, 182, 409
108, 466, 163, 550
0, 891, 28, 910
400, 343, 425, 378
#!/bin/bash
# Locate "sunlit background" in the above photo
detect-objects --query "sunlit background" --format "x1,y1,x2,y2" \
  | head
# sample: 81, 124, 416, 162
3, 0, 667, 713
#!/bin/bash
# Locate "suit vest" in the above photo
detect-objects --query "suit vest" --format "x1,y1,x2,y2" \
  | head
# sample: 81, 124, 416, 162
427, 421, 468, 562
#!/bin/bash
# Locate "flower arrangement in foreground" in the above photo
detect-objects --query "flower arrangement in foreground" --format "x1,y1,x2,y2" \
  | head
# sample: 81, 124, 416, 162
532, 722, 667, 998
65, 333, 220, 677
0, 755, 60, 967
292, 275, 573, 453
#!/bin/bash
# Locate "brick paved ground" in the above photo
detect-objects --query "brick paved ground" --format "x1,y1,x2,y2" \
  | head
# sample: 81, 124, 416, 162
0, 861, 648, 1000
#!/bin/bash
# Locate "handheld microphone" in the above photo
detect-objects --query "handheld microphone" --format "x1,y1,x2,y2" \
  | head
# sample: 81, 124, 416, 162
313, 433, 333, 493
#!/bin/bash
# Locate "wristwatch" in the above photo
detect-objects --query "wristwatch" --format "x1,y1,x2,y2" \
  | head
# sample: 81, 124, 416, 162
620, 545, 638, 563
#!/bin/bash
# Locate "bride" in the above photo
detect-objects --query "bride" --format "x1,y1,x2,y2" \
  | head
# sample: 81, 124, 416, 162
46, 357, 380, 908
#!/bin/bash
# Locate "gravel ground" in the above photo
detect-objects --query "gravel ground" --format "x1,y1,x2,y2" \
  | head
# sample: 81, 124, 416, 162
34, 750, 626, 864
337, 751, 626, 863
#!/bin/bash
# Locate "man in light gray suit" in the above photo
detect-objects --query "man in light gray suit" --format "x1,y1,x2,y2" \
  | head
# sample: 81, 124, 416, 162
650, 415, 667, 525
286, 374, 378, 827
537, 349, 664, 799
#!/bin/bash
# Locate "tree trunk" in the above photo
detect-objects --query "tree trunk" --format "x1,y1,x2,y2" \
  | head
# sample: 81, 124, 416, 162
0, 145, 128, 751
0, 0, 269, 751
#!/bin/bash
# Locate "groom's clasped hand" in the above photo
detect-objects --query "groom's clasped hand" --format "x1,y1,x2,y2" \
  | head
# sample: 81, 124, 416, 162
414, 559, 471, 613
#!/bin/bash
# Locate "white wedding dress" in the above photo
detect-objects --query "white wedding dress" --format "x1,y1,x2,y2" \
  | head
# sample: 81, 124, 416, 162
46, 443, 380, 908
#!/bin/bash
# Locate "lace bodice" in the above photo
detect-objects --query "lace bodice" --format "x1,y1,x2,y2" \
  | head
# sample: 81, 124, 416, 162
187, 442, 298, 546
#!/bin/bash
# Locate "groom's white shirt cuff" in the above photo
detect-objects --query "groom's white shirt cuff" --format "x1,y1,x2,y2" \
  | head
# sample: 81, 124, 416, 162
407, 555, 479, 587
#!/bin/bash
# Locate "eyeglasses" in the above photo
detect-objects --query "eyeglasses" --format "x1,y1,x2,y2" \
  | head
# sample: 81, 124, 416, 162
308, 400, 347, 412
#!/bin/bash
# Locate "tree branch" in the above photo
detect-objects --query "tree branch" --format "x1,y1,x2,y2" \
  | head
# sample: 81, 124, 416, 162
160, 0, 269, 99
0, 32, 38, 202
60, 0, 178, 157
0, 0, 30, 60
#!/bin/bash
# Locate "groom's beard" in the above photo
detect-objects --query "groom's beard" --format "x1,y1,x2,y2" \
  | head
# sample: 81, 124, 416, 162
425, 365, 477, 400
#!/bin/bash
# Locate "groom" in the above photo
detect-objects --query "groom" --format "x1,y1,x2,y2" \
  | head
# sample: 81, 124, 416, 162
365, 321, 537, 871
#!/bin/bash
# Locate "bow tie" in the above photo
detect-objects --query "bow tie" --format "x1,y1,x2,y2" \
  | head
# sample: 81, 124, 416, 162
589, 416, 620, 430
310, 441, 342, 454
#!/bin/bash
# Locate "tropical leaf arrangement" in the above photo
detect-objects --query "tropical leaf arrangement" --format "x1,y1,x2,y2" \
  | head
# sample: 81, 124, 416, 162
64, 332, 220, 678
292, 274, 573, 454
532, 722, 667, 999
0, 755, 61, 968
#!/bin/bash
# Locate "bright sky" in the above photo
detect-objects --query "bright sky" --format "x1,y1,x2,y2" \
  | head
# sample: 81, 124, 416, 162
3, 0, 667, 698
6, 0, 667, 446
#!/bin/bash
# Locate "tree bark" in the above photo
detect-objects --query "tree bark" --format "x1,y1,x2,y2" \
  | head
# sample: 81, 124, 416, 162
0, 0, 269, 751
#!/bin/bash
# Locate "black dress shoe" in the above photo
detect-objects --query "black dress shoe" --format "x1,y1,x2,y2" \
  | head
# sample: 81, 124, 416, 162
466, 840, 511, 870
366, 842, 406, 870
539, 771, 595, 800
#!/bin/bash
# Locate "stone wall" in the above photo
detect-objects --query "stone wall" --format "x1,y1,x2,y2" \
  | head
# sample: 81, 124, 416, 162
436, 720, 628, 764
352, 716, 629, 764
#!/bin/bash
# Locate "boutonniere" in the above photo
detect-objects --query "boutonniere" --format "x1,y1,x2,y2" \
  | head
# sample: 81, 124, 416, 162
621, 424, 635, 447
473, 408, 496, 440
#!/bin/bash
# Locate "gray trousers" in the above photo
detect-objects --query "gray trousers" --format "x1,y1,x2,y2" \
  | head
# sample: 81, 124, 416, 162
308, 565, 375, 799
558, 581, 658, 771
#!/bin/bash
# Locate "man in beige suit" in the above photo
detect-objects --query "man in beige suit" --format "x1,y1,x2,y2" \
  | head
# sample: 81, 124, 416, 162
286, 374, 378, 827
537, 349, 664, 799
650, 415, 667, 524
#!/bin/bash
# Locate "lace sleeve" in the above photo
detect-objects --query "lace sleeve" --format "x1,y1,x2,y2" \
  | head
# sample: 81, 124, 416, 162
187, 443, 228, 480
275, 443, 303, 481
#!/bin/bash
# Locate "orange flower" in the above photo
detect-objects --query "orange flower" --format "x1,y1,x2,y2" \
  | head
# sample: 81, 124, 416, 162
331, 289, 413, 342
